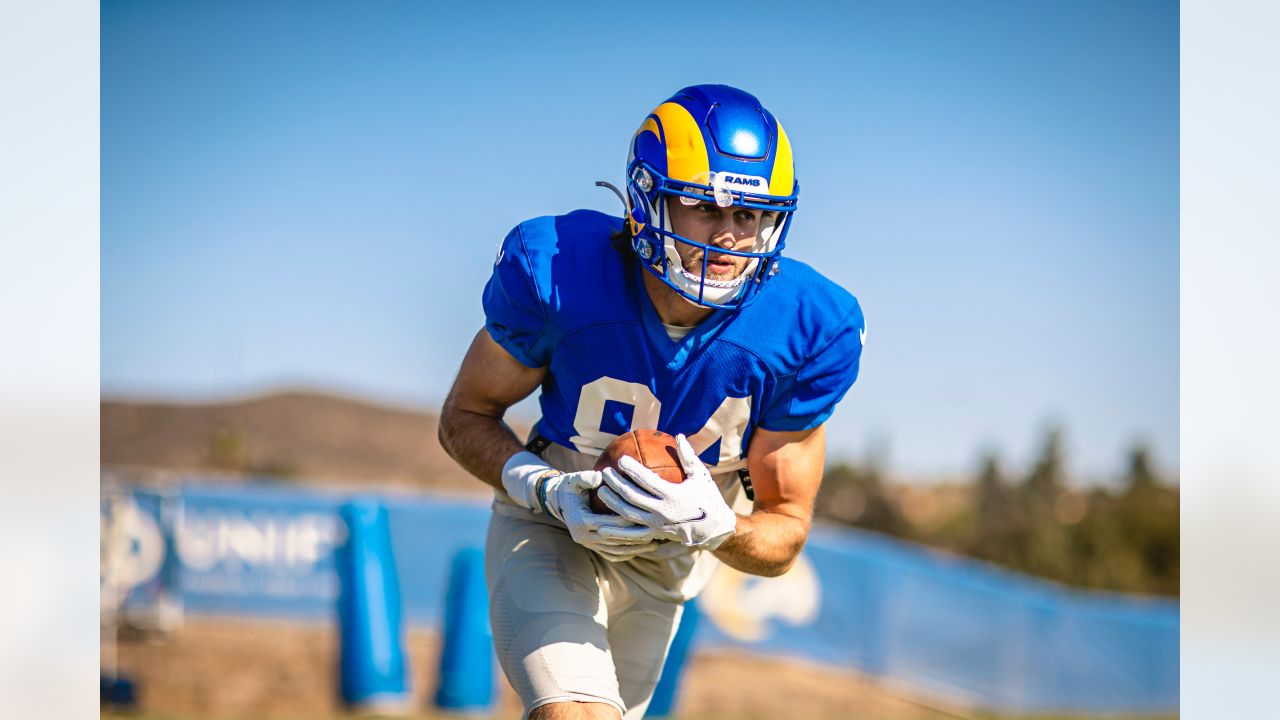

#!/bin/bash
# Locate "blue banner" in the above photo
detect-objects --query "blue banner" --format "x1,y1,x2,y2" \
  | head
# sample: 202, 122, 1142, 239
168, 483, 489, 623
694, 526, 1178, 714
106, 480, 1178, 713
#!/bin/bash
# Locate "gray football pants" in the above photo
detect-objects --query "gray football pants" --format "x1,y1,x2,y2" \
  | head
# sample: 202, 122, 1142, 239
485, 510, 684, 719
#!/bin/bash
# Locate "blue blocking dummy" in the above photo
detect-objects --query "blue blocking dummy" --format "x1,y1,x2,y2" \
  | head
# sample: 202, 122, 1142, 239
337, 498, 408, 709
434, 547, 495, 711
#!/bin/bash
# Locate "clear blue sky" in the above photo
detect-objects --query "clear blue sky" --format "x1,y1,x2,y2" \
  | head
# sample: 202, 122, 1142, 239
102, 0, 1178, 483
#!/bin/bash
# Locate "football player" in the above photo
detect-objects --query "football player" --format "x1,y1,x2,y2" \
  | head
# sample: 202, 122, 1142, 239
439, 84, 865, 720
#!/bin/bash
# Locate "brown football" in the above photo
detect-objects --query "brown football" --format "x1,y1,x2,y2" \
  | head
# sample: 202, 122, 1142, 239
589, 430, 686, 515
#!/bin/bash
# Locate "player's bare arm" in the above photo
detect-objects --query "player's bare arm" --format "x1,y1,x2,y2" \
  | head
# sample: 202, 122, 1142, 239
438, 328, 545, 491
713, 424, 826, 577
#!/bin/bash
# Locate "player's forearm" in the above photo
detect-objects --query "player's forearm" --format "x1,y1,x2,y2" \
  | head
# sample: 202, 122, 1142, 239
437, 403, 527, 493
712, 510, 809, 577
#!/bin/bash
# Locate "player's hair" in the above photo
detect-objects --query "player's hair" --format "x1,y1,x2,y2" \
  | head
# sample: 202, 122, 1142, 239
610, 225, 635, 257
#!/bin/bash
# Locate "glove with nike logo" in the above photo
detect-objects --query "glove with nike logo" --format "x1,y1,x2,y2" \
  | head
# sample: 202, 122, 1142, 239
596, 434, 738, 550
502, 451, 664, 561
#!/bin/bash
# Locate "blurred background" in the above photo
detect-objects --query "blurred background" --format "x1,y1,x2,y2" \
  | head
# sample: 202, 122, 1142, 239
101, 1, 1179, 718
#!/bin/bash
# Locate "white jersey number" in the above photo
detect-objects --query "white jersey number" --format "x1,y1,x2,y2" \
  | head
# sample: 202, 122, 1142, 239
568, 377, 751, 469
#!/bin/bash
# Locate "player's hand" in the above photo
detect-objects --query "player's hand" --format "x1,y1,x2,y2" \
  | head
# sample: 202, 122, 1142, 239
501, 451, 664, 561
596, 434, 738, 550
543, 470, 666, 562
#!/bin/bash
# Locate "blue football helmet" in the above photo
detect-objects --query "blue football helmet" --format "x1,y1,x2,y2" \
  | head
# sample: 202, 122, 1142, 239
624, 84, 798, 310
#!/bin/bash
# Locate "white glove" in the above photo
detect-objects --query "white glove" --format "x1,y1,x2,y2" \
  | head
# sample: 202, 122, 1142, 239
502, 451, 664, 562
596, 435, 738, 550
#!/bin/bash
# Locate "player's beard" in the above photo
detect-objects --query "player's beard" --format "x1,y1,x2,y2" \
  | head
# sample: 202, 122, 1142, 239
682, 248, 750, 282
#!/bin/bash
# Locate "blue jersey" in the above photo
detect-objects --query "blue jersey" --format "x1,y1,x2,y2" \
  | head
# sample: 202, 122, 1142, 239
483, 210, 865, 472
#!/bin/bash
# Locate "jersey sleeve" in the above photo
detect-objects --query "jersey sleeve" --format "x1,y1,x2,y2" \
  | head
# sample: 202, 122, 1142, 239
760, 300, 865, 432
482, 223, 555, 368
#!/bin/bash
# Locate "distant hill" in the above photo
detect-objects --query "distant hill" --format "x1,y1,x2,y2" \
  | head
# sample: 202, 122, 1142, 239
101, 391, 515, 494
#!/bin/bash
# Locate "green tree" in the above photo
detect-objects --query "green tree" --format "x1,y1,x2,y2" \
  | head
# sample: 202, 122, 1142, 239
965, 452, 1031, 567
1113, 443, 1180, 594
1012, 426, 1074, 582
1023, 425, 1066, 503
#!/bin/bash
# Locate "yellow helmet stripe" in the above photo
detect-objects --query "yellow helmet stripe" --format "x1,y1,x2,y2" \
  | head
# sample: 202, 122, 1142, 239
769, 122, 794, 197
651, 101, 710, 183
636, 116, 661, 143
